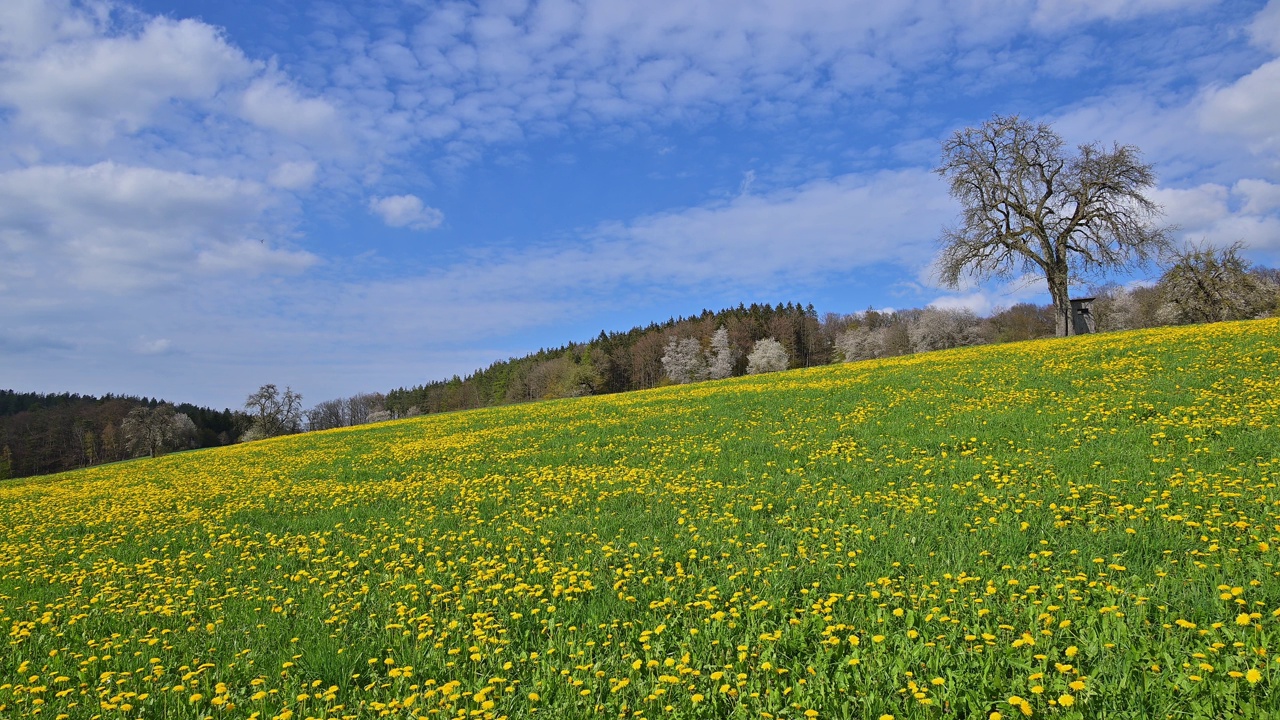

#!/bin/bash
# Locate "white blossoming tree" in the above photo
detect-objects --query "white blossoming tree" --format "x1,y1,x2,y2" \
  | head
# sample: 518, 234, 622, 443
661, 337, 708, 384
746, 338, 788, 375
707, 326, 735, 380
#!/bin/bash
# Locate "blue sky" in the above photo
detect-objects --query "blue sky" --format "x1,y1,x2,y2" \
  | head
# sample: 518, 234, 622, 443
2, 0, 1279, 409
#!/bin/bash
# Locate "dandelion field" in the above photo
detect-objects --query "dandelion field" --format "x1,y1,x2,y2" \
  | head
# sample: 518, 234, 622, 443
3, 320, 1280, 720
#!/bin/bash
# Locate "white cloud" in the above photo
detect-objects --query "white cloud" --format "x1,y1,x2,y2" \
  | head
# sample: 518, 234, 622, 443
1236, 177, 1280, 214
352, 1, 1041, 154
928, 293, 991, 314
0, 162, 316, 294
0, 0, 107, 60
1149, 181, 1280, 255
197, 239, 319, 275
135, 337, 172, 355
928, 275, 1049, 315
0, 15, 254, 145
4, 0, 1250, 185
284, 0, 1226, 165
268, 160, 318, 190
1249, 0, 1280, 53
1031, 0, 1215, 29
1199, 58, 1280, 155
1150, 184, 1231, 229
0, 0, 356, 197
600, 169, 950, 286
369, 194, 445, 230
240, 74, 342, 142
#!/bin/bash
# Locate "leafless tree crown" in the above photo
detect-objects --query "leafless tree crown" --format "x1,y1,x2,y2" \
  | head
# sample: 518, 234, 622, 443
935, 114, 1171, 335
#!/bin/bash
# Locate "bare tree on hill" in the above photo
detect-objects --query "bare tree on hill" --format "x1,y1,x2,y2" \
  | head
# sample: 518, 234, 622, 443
1159, 242, 1276, 324
244, 384, 303, 439
306, 399, 346, 431
936, 114, 1172, 337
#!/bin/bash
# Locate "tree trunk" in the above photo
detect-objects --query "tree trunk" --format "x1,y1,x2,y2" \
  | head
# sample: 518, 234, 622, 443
1048, 268, 1074, 337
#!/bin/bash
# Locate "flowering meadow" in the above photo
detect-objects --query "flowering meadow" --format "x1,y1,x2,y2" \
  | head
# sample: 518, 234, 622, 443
3, 319, 1279, 720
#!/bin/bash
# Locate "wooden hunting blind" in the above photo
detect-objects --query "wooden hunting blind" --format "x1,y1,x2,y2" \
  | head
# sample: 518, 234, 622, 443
1071, 297, 1096, 335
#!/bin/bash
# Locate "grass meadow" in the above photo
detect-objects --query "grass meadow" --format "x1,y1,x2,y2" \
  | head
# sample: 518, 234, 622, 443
2, 319, 1279, 720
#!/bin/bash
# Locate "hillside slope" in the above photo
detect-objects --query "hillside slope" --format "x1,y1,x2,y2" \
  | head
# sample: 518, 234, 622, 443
2, 319, 1278, 719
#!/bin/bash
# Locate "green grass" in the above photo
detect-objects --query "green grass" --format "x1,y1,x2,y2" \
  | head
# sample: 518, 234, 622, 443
1, 319, 1279, 719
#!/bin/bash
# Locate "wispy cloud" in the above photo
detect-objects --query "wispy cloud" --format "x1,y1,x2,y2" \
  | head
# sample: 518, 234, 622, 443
927, 275, 1050, 315
340, 169, 952, 343
135, 337, 173, 355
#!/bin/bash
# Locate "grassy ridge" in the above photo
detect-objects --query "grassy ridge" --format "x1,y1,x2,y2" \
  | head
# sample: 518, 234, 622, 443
2, 319, 1279, 720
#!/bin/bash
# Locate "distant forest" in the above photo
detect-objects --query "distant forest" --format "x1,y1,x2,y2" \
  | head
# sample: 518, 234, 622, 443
4, 245, 1277, 482
0, 391, 246, 481
384, 301, 832, 416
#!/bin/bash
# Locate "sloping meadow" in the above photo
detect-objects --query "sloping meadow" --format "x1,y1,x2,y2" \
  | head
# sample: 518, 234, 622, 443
2, 319, 1278, 719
